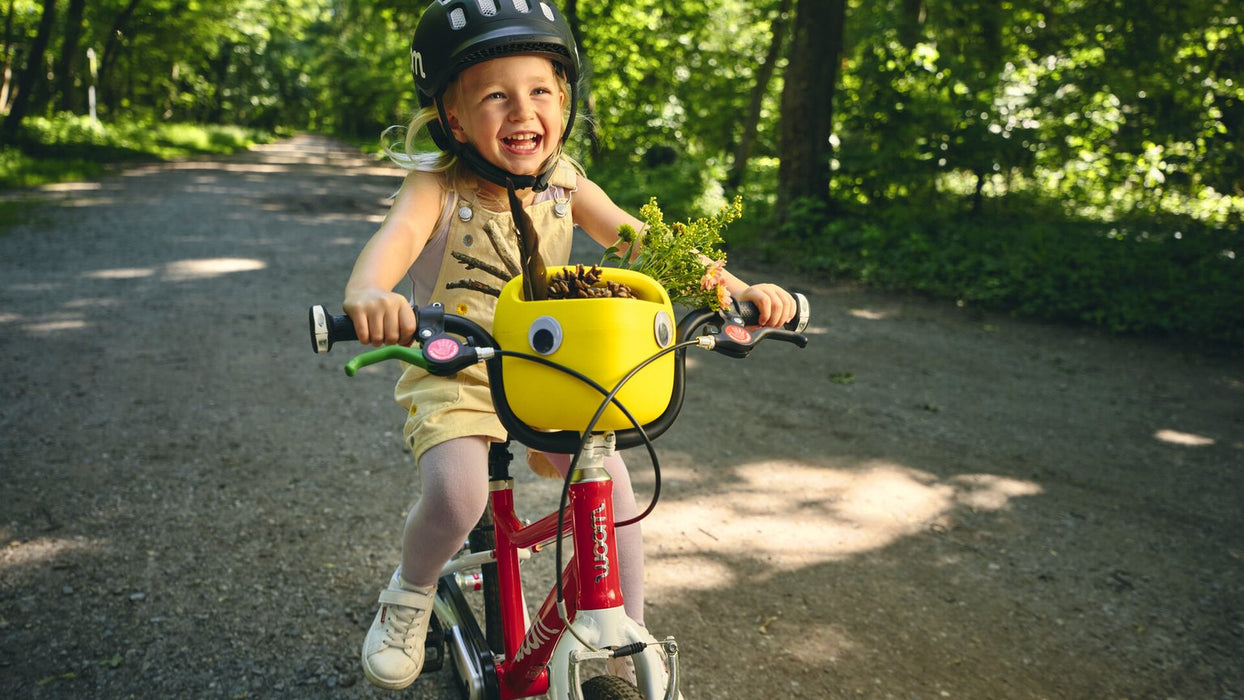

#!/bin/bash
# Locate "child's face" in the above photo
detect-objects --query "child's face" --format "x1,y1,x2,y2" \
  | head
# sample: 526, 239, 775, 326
445, 55, 566, 181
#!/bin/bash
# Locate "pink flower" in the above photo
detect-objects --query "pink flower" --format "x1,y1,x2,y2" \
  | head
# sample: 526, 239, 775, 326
700, 259, 726, 290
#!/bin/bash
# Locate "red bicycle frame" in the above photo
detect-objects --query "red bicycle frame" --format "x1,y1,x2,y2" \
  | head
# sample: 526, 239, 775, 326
432, 431, 679, 700
489, 458, 623, 697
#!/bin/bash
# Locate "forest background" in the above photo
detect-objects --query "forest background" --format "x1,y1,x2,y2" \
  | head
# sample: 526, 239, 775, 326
1, 0, 1240, 347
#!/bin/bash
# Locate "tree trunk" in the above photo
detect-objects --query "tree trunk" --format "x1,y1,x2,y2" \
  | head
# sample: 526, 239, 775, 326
725, 0, 794, 194
55, 0, 87, 113
563, 0, 602, 158
98, 0, 143, 111
206, 42, 232, 123
775, 0, 846, 229
1, 0, 17, 113
899, 0, 927, 49
0, 0, 57, 143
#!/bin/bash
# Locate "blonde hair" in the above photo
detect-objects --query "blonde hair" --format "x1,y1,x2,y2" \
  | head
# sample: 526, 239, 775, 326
381, 104, 477, 192
381, 59, 583, 194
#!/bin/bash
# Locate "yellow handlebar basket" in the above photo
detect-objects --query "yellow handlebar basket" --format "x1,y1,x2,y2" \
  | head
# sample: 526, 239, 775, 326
492, 266, 676, 432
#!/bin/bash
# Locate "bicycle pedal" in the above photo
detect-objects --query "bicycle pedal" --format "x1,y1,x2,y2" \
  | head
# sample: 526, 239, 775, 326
423, 613, 447, 673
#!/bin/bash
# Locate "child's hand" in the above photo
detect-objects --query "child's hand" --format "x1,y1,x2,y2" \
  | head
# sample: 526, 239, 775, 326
736, 283, 797, 328
343, 290, 417, 347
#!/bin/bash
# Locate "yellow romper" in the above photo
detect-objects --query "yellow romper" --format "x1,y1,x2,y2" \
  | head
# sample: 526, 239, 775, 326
396, 162, 577, 464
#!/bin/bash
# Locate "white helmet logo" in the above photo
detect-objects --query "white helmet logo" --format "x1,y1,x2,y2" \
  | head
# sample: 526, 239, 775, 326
411, 48, 426, 79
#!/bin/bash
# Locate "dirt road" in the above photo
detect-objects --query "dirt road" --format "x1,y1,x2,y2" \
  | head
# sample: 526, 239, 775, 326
1, 134, 1241, 699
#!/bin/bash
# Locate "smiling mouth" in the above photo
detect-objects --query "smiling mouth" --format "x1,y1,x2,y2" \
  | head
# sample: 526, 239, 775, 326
502, 133, 543, 154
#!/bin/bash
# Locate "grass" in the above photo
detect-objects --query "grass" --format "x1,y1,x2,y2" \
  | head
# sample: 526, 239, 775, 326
0, 198, 47, 232
0, 114, 275, 189
753, 197, 1244, 349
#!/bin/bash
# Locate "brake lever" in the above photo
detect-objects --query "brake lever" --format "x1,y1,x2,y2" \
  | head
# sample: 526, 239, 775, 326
344, 345, 428, 376
697, 320, 808, 358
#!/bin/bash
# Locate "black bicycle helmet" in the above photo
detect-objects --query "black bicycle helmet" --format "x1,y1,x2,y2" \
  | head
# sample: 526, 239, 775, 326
411, 0, 581, 191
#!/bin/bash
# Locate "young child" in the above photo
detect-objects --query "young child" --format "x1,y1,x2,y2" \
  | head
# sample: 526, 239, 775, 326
344, 0, 797, 690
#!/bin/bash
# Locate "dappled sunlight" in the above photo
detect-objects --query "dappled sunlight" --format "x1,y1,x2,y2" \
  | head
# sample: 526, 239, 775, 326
82, 257, 267, 284
1154, 429, 1215, 447
641, 553, 741, 593
834, 463, 955, 528
119, 156, 400, 180
4, 299, 120, 335
84, 267, 156, 280
646, 459, 1042, 597
785, 621, 858, 666
64, 297, 121, 310
163, 257, 266, 281
949, 473, 1045, 510
125, 161, 291, 177
0, 536, 105, 571
3, 258, 269, 337
22, 318, 89, 334
849, 307, 894, 321
38, 181, 103, 193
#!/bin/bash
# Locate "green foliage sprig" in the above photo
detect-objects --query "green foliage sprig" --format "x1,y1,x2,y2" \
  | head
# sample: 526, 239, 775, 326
601, 196, 742, 309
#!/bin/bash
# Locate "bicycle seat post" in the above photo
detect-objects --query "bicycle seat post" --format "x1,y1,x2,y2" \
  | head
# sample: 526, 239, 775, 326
488, 439, 513, 482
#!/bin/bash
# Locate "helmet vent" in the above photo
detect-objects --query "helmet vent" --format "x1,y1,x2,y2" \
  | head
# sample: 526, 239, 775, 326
512, 0, 530, 13
448, 7, 466, 29
476, 0, 497, 16
459, 42, 570, 69
540, 2, 554, 21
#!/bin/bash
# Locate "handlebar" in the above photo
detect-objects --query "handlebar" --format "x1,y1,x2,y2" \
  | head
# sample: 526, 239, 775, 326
311, 296, 809, 355
309, 292, 810, 453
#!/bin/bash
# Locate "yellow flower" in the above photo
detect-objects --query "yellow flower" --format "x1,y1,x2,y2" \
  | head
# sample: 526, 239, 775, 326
600, 197, 740, 310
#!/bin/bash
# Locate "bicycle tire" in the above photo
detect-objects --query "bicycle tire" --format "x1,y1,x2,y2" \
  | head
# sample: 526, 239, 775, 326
581, 674, 645, 700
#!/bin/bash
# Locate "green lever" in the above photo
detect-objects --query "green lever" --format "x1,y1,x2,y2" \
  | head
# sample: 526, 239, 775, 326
344, 345, 428, 377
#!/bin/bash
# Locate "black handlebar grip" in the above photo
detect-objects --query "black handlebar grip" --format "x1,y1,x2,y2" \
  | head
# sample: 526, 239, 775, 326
735, 292, 810, 332
309, 305, 357, 354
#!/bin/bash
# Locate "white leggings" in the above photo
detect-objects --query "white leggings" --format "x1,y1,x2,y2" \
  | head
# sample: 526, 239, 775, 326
400, 436, 645, 625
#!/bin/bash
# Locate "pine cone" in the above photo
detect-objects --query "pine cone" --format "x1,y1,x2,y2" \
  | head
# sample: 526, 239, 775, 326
546, 265, 635, 299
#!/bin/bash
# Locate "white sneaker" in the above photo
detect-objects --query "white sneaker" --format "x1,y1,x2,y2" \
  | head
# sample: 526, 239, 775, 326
606, 655, 637, 684
361, 572, 437, 690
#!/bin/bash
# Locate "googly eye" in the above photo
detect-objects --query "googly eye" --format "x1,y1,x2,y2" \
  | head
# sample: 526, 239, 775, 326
528, 316, 563, 355
654, 310, 673, 348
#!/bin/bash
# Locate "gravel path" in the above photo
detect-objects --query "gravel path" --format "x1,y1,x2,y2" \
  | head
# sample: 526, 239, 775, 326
1, 134, 1241, 699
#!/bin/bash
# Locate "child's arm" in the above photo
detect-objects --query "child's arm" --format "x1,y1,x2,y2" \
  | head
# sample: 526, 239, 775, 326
344, 171, 444, 346
573, 176, 798, 328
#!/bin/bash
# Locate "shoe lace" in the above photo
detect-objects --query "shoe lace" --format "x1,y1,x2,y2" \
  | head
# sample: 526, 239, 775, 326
382, 603, 420, 650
